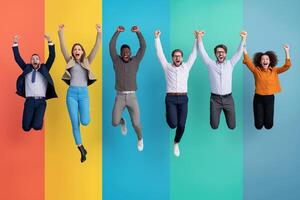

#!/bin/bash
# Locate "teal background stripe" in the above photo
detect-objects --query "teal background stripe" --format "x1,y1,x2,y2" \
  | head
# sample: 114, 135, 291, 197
244, 0, 300, 199
170, 0, 243, 199
102, 0, 170, 199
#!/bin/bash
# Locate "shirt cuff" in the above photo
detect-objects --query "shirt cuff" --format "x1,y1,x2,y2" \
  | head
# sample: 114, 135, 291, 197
48, 42, 54, 46
12, 43, 18, 47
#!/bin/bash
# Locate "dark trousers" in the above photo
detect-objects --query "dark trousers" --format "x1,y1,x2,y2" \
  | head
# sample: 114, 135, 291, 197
165, 95, 188, 143
22, 98, 46, 132
253, 94, 275, 129
210, 93, 236, 129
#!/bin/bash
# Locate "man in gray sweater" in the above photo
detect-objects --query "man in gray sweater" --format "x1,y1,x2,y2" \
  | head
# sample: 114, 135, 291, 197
109, 25, 146, 151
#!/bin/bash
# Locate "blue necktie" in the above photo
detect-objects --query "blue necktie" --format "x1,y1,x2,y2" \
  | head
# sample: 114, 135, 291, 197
31, 70, 36, 83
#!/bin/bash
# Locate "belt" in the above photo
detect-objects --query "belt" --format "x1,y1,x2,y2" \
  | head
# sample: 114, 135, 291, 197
117, 91, 136, 95
211, 93, 232, 97
26, 96, 45, 100
167, 92, 187, 96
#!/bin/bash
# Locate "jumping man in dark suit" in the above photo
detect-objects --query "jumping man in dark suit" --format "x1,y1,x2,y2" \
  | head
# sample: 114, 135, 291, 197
12, 34, 57, 132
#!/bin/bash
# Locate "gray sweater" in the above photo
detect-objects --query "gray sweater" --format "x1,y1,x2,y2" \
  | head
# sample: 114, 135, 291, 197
69, 62, 88, 87
109, 31, 146, 91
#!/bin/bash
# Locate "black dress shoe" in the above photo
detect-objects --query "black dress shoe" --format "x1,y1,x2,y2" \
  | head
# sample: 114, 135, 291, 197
78, 145, 87, 163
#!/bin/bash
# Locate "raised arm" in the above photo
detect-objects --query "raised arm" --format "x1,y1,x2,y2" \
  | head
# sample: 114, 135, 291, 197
58, 24, 71, 63
87, 24, 102, 64
154, 30, 168, 69
109, 26, 123, 62
277, 44, 291, 74
44, 34, 55, 70
230, 31, 247, 66
243, 47, 257, 73
131, 26, 146, 61
12, 35, 26, 70
196, 30, 214, 66
185, 32, 198, 69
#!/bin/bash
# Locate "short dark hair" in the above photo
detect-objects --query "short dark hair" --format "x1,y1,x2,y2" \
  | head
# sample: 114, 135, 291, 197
171, 49, 183, 57
253, 51, 278, 68
214, 44, 227, 54
121, 44, 131, 51
31, 53, 40, 58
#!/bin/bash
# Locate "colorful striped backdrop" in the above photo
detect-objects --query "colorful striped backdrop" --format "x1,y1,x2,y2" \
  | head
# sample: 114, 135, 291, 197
0, 0, 300, 200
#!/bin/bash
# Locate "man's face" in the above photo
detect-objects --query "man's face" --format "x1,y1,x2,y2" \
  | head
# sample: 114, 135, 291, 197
215, 47, 227, 63
172, 52, 183, 67
121, 47, 131, 63
31, 55, 40, 69
260, 55, 270, 69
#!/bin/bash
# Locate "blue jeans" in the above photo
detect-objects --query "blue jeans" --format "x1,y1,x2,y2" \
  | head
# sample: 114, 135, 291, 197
66, 86, 90, 145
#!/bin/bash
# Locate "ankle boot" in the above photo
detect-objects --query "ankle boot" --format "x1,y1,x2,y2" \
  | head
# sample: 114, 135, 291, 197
78, 145, 87, 163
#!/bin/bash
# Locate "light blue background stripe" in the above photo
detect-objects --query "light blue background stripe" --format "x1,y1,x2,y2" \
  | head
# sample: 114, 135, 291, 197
244, 0, 300, 199
102, 0, 170, 199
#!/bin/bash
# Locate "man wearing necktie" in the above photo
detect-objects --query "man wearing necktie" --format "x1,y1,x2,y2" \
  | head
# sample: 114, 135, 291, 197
12, 34, 57, 132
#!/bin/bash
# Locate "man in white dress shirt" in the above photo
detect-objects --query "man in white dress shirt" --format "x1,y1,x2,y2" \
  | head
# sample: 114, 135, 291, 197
196, 30, 247, 129
155, 30, 197, 157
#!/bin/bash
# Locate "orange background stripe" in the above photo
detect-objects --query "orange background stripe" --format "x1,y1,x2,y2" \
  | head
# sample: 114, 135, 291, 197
0, 1, 45, 199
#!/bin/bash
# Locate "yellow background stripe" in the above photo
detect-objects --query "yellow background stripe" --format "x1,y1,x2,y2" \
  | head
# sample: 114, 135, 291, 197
45, 0, 102, 199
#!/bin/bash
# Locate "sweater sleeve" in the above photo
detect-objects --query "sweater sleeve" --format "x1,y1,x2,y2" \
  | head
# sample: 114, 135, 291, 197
134, 32, 146, 61
276, 59, 291, 74
243, 53, 257, 73
109, 31, 120, 64
87, 32, 101, 64
58, 30, 71, 63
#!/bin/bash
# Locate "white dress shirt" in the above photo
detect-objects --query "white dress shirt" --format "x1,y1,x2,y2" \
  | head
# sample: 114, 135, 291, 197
198, 40, 245, 95
25, 69, 48, 97
155, 37, 197, 93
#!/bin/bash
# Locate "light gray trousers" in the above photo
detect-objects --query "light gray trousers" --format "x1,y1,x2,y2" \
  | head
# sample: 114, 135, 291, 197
112, 93, 142, 140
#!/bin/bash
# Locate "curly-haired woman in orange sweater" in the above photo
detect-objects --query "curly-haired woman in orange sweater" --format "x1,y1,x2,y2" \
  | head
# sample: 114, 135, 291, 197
243, 45, 291, 129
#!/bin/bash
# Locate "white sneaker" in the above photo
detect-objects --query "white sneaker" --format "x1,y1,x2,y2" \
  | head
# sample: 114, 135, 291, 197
173, 143, 180, 157
137, 139, 144, 152
120, 118, 127, 136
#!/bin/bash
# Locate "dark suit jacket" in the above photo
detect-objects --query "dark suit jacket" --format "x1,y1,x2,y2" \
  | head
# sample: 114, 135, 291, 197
12, 44, 58, 100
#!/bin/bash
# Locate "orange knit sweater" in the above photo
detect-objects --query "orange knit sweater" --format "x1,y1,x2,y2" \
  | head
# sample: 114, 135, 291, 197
243, 53, 291, 95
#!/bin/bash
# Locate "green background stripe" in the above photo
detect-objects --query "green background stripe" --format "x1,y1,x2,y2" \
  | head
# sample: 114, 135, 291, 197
170, 0, 244, 199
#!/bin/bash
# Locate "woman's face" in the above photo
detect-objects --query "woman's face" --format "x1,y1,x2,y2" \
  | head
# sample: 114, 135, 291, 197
260, 55, 270, 69
72, 45, 84, 60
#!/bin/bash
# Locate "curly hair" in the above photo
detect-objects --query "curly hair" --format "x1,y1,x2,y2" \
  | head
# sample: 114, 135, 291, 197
253, 51, 278, 68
